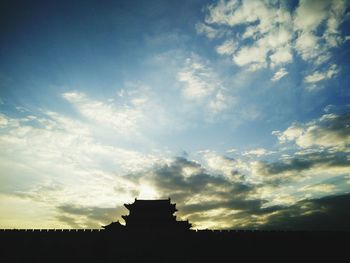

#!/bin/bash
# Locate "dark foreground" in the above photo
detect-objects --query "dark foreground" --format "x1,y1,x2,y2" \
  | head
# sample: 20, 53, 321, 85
0, 229, 348, 262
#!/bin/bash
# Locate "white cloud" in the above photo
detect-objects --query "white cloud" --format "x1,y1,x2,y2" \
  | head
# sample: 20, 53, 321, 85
299, 184, 336, 194
209, 91, 236, 113
195, 22, 224, 39
177, 55, 235, 114
199, 0, 348, 77
233, 44, 268, 70
324, 104, 335, 113
216, 39, 237, 55
294, 31, 321, 60
200, 151, 248, 181
273, 113, 350, 149
0, 114, 8, 126
62, 84, 179, 141
226, 148, 237, 153
304, 64, 340, 83
0, 106, 175, 228
243, 148, 272, 157
272, 125, 304, 143
270, 48, 293, 68
293, 0, 329, 32
63, 92, 142, 136
176, 56, 217, 100
293, 0, 347, 63
204, 0, 294, 70
13, 115, 157, 170
205, 0, 282, 31
271, 68, 288, 82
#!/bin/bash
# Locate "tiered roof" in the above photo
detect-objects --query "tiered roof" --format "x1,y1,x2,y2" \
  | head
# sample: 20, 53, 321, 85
103, 198, 191, 231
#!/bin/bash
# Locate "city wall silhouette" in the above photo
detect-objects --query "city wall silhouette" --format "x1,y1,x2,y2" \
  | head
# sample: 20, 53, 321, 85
0, 198, 349, 262
0, 228, 348, 262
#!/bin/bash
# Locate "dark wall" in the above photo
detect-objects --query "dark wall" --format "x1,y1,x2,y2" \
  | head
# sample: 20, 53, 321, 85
0, 230, 348, 262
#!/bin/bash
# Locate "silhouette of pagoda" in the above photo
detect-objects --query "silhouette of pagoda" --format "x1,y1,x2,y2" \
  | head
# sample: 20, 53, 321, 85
103, 198, 191, 232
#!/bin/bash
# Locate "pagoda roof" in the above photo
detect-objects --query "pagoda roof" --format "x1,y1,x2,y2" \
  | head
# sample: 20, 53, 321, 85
124, 198, 177, 210
133, 198, 171, 203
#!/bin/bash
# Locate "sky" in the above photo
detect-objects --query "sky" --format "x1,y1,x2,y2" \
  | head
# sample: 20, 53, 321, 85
0, 0, 350, 230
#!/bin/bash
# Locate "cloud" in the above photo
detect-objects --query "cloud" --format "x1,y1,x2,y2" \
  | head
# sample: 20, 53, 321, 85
299, 183, 336, 194
304, 64, 340, 83
176, 54, 236, 114
260, 193, 350, 231
142, 156, 350, 230
0, 109, 162, 215
243, 148, 273, 157
0, 114, 8, 126
56, 204, 127, 228
232, 43, 269, 71
216, 39, 237, 55
0, 108, 162, 228
176, 57, 217, 100
199, 0, 348, 77
1, 107, 349, 229
195, 22, 224, 39
200, 151, 248, 181
273, 112, 350, 149
62, 91, 143, 137
250, 112, 350, 191
203, 0, 293, 71
137, 156, 263, 229
270, 48, 293, 68
2, 133, 349, 230
271, 68, 288, 82
252, 151, 350, 184
209, 90, 236, 114
293, 0, 329, 32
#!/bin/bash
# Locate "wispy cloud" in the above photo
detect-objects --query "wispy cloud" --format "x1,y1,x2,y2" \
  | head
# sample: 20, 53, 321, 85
195, 22, 224, 39
271, 68, 288, 82
62, 91, 143, 136
176, 54, 236, 115
177, 56, 217, 100
304, 64, 340, 83
243, 148, 273, 157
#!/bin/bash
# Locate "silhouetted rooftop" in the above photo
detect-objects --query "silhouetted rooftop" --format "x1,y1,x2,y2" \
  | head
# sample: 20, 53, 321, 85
124, 198, 177, 211
105, 198, 191, 231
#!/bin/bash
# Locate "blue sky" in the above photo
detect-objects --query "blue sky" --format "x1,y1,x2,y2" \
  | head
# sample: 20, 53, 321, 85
1, 0, 350, 230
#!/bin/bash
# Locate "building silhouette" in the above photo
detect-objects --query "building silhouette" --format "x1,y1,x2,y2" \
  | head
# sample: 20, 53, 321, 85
0, 198, 348, 262
103, 198, 191, 231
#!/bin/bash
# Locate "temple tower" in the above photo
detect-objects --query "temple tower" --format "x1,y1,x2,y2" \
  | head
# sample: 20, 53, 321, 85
103, 198, 192, 231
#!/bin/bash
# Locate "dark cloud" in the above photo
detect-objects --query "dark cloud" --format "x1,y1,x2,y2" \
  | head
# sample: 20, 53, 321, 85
255, 151, 350, 184
260, 194, 350, 231
309, 113, 350, 140
131, 156, 350, 230
133, 157, 267, 228
147, 157, 229, 195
